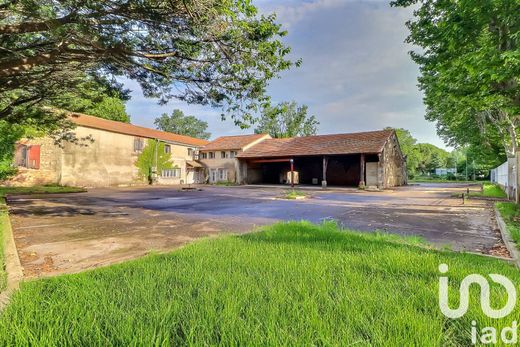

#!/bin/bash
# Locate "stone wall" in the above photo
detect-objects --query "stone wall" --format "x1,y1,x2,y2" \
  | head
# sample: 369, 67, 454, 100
6, 137, 61, 187
381, 133, 407, 188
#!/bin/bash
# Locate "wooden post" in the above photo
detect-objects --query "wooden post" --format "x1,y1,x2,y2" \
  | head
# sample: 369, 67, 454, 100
359, 154, 365, 188
290, 158, 294, 188
322, 156, 328, 188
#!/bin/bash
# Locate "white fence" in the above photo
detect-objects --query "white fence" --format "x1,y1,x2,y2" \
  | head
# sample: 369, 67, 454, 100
490, 157, 517, 200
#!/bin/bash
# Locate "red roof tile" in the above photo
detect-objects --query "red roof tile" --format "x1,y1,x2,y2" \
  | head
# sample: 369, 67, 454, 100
237, 130, 394, 158
69, 112, 209, 147
201, 134, 270, 151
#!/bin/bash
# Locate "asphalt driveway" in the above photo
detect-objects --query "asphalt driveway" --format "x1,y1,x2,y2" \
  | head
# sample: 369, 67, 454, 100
7, 183, 505, 277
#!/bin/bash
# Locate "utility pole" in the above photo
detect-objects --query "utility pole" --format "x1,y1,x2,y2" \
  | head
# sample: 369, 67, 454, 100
465, 155, 468, 181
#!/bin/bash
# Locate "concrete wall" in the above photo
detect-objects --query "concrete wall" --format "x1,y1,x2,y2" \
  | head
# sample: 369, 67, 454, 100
381, 133, 407, 188
59, 126, 144, 187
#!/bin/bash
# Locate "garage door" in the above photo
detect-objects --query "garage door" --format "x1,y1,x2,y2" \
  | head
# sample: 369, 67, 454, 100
366, 162, 378, 186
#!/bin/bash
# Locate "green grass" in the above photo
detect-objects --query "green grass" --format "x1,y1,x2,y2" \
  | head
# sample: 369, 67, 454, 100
0, 199, 6, 291
0, 184, 86, 198
410, 176, 479, 184
469, 182, 507, 199
283, 189, 307, 199
496, 202, 520, 245
0, 221, 519, 345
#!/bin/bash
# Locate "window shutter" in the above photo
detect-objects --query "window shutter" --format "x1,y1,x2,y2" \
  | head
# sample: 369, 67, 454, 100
28, 145, 41, 169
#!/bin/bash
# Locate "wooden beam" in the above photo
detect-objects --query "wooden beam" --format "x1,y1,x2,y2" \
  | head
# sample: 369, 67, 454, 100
359, 154, 365, 187
322, 156, 328, 188
249, 158, 292, 164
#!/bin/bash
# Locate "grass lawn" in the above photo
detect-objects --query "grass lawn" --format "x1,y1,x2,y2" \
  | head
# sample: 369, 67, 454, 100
409, 176, 479, 184
496, 202, 520, 246
0, 200, 7, 291
0, 185, 86, 198
0, 221, 519, 345
468, 182, 507, 199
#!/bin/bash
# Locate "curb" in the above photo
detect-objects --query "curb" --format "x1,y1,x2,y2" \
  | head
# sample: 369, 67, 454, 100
494, 205, 520, 268
0, 207, 23, 310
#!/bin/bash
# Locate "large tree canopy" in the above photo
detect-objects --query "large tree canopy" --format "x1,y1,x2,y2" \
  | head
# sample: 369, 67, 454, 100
154, 109, 211, 140
0, 0, 295, 129
392, 0, 520, 162
254, 101, 318, 138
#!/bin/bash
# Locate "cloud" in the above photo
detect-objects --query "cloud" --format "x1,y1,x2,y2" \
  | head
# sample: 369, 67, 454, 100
124, 0, 448, 148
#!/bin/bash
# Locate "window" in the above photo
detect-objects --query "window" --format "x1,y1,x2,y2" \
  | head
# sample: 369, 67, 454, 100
161, 168, 181, 178
188, 148, 193, 156
221, 151, 228, 159
200, 152, 207, 159
218, 168, 228, 181
134, 137, 144, 152
230, 151, 237, 158
209, 152, 215, 159
164, 144, 171, 154
14, 144, 40, 169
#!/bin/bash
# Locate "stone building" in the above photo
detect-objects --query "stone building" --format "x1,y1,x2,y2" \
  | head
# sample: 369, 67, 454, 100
202, 129, 407, 188
198, 134, 271, 183
8, 113, 208, 187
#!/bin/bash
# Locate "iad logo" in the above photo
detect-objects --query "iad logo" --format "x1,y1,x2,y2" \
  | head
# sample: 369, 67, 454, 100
438, 263, 516, 319
438, 264, 518, 344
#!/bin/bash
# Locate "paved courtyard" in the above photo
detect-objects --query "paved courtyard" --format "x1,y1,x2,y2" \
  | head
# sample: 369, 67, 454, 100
7, 183, 505, 278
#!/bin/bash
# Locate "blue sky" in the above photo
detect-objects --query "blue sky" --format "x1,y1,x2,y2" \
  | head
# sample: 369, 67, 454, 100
124, 0, 447, 149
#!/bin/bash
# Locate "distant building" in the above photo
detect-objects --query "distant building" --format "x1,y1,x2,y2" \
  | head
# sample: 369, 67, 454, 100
434, 168, 457, 176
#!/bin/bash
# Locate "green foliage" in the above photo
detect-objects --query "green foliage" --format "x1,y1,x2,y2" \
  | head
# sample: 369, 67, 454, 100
0, 221, 519, 345
497, 202, 520, 245
0, 0, 295, 129
135, 141, 173, 183
154, 109, 210, 140
0, 121, 25, 180
390, 127, 451, 176
254, 101, 318, 138
392, 0, 520, 162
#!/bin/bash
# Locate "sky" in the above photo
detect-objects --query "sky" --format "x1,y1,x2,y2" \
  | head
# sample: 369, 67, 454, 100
123, 0, 448, 149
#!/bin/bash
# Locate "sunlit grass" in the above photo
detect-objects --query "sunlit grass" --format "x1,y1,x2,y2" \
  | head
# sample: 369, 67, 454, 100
283, 189, 307, 199
469, 182, 507, 199
0, 221, 519, 345
0, 202, 6, 291
0, 185, 86, 198
497, 202, 520, 246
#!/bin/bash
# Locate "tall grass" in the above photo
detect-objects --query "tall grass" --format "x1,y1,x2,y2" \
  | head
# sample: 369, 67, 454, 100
497, 202, 520, 245
0, 221, 519, 345
0, 199, 6, 291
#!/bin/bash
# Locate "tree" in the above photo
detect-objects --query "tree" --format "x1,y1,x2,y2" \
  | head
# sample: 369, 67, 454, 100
53, 75, 131, 123
254, 101, 318, 138
392, 0, 520, 164
0, 1, 295, 130
0, 121, 24, 180
154, 110, 211, 140
135, 141, 173, 184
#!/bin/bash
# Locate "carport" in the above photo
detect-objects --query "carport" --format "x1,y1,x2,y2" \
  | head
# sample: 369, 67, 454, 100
242, 154, 380, 187
236, 130, 407, 188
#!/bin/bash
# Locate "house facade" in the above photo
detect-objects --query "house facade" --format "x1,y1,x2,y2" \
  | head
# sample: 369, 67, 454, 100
8, 113, 208, 187
198, 134, 271, 183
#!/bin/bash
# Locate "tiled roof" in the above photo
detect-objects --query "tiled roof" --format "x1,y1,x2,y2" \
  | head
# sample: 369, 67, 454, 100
237, 130, 394, 158
69, 112, 209, 147
201, 134, 270, 151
